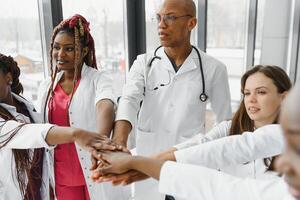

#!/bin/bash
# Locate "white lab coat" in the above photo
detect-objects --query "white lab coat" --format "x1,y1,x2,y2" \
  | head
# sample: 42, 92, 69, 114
175, 124, 284, 171
174, 122, 283, 178
159, 161, 294, 200
0, 94, 54, 200
117, 47, 231, 155
38, 64, 130, 200
117, 47, 231, 199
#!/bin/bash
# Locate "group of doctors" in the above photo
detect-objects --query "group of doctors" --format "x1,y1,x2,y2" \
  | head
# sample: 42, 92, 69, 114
0, 0, 299, 199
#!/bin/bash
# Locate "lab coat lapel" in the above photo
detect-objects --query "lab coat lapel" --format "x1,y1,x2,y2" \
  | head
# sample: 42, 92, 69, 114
160, 50, 177, 72
176, 49, 198, 75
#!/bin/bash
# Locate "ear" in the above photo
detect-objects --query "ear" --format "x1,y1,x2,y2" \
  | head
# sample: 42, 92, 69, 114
280, 91, 289, 101
5, 72, 13, 85
82, 47, 89, 57
187, 17, 197, 31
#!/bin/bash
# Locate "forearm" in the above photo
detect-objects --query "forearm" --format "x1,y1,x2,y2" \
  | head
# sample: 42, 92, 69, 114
112, 120, 132, 147
129, 156, 165, 180
45, 126, 78, 145
155, 147, 177, 161
96, 99, 115, 137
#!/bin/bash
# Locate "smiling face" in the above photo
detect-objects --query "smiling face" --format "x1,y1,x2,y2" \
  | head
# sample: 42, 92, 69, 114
243, 72, 285, 128
156, 0, 196, 48
276, 89, 300, 200
52, 32, 76, 72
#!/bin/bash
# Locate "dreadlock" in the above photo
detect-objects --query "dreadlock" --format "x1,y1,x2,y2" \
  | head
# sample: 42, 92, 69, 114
44, 14, 97, 122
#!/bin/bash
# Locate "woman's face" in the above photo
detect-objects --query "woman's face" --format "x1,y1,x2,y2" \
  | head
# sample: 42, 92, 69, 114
0, 70, 11, 102
243, 72, 285, 128
52, 32, 76, 72
276, 112, 300, 200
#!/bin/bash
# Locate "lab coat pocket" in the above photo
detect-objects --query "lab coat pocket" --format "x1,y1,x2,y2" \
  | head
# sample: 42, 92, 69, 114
136, 128, 157, 156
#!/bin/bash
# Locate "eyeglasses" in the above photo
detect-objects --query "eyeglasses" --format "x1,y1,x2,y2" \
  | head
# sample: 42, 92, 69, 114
154, 14, 193, 25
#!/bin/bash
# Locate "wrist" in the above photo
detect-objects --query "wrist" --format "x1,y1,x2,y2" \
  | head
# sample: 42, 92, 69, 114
71, 128, 81, 142
112, 138, 127, 147
129, 155, 139, 170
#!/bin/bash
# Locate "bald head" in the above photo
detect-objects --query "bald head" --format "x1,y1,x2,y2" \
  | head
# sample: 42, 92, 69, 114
281, 83, 300, 128
161, 0, 196, 16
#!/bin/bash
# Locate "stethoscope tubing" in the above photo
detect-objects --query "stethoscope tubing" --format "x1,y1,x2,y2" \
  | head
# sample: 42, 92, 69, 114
147, 45, 208, 102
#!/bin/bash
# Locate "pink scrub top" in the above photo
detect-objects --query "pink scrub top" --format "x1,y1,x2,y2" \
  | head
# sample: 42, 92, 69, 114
48, 81, 86, 186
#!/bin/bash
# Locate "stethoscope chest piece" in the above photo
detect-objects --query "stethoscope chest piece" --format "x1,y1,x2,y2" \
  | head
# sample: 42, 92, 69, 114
200, 93, 208, 102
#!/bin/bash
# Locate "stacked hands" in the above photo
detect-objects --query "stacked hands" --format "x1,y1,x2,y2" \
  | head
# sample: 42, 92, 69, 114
73, 130, 148, 185
90, 149, 148, 185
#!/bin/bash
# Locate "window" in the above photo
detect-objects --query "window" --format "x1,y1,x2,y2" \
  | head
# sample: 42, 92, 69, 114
254, 0, 266, 65
0, 0, 45, 105
62, 0, 126, 97
207, 0, 249, 105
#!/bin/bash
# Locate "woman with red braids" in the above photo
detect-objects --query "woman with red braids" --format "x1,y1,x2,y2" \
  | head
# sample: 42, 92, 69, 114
0, 53, 117, 200
38, 14, 126, 200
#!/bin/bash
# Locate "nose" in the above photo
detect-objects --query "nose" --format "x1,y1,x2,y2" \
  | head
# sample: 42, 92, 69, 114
57, 48, 66, 58
158, 16, 167, 28
248, 92, 257, 103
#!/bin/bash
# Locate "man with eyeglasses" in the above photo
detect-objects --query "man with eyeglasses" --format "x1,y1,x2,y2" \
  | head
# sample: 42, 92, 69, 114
112, 0, 231, 199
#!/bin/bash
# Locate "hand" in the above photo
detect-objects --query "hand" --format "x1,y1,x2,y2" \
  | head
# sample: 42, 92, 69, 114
91, 150, 132, 176
94, 170, 149, 185
73, 129, 118, 152
90, 143, 129, 171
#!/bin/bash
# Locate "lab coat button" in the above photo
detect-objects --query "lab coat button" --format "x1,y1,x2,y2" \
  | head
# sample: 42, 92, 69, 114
71, 122, 74, 125
81, 157, 84, 160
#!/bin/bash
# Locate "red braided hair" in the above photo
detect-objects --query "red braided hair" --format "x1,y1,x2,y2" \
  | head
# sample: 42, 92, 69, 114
44, 14, 97, 122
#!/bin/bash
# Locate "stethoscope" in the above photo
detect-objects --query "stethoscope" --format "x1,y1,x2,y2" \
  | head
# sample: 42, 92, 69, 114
147, 45, 208, 102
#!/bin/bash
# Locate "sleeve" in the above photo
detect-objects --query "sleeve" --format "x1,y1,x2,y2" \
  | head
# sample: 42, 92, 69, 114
116, 55, 146, 126
209, 61, 232, 123
175, 124, 284, 169
0, 119, 55, 149
94, 69, 117, 106
159, 161, 288, 200
174, 121, 231, 150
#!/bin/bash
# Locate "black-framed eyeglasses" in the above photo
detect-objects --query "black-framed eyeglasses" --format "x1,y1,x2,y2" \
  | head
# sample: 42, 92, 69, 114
154, 14, 193, 25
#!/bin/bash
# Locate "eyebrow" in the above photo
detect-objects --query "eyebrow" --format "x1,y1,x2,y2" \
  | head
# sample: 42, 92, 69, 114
157, 12, 176, 15
53, 42, 74, 46
244, 86, 268, 91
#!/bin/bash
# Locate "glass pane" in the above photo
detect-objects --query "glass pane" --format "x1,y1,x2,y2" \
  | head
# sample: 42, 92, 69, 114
145, 0, 197, 53
62, 0, 126, 97
207, 0, 248, 104
0, 0, 44, 106
254, 0, 266, 65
